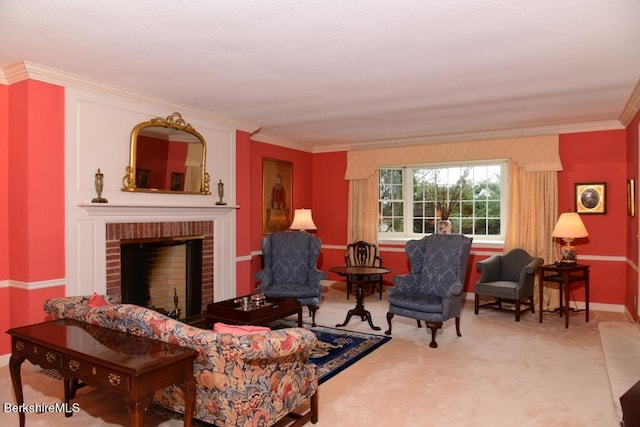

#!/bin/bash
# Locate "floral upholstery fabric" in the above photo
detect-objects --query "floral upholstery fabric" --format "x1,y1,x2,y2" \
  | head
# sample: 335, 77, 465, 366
43, 296, 319, 427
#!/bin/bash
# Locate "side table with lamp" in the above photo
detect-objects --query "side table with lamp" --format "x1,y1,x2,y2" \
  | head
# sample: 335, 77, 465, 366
539, 212, 590, 328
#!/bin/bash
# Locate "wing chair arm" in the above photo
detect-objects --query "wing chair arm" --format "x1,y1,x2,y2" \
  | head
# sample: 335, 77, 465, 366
390, 273, 420, 295
477, 254, 501, 282
308, 268, 327, 284
446, 280, 464, 297
254, 268, 273, 288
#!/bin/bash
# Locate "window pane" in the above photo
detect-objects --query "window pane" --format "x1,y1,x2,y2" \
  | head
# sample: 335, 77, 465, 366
379, 162, 505, 239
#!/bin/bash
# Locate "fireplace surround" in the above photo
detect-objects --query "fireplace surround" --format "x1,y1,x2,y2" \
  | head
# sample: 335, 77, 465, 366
71, 204, 236, 303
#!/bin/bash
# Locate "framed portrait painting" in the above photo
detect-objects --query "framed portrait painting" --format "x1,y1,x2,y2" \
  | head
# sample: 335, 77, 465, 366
170, 172, 184, 191
262, 158, 293, 233
575, 182, 606, 214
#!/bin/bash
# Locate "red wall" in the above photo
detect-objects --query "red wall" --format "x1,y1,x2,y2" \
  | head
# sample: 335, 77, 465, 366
626, 111, 640, 319
558, 130, 628, 305
308, 130, 632, 305
238, 138, 314, 294
0, 82, 9, 351
1, 80, 66, 353
236, 131, 253, 295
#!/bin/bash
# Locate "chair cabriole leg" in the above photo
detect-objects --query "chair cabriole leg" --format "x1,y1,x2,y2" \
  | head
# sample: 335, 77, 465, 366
425, 321, 442, 348
384, 312, 394, 335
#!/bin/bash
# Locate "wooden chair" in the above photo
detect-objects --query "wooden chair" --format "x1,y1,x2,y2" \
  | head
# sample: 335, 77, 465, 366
345, 241, 384, 300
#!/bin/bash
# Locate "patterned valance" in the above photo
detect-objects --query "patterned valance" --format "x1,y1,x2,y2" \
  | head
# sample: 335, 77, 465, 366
345, 135, 562, 180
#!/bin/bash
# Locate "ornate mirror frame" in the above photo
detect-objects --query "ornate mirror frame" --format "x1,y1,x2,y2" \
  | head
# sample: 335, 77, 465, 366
122, 112, 211, 194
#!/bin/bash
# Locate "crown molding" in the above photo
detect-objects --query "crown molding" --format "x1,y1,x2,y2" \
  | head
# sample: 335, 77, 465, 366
0, 61, 260, 134
620, 78, 640, 127
313, 120, 625, 153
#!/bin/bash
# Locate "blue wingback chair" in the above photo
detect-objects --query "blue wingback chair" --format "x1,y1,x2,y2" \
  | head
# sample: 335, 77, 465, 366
255, 231, 326, 326
385, 234, 473, 348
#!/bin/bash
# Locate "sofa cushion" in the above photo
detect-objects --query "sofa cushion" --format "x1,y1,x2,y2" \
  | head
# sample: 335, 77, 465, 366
213, 323, 271, 336
88, 293, 109, 307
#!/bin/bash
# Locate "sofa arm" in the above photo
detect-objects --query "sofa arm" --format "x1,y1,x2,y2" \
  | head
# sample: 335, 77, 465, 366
43, 295, 116, 319
235, 328, 318, 360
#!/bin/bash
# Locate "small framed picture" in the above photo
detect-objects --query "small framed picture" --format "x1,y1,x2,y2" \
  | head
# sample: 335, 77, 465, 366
575, 182, 606, 214
628, 179, 635, 217
136, 169, 151, 189
170, 172, 184, 191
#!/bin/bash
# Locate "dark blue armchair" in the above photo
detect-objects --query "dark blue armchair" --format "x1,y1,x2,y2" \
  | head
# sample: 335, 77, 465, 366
255, 231, 326, 326
385, 234, 473, 348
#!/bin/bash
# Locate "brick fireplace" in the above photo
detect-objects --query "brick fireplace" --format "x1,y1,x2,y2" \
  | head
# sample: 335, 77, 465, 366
105, 221, 214, 313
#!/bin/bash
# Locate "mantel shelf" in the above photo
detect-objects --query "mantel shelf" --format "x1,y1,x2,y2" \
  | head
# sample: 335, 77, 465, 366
78, 202, 239, 218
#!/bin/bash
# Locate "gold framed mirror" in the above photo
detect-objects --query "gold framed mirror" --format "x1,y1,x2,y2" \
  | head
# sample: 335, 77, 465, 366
122, 112, 211, 194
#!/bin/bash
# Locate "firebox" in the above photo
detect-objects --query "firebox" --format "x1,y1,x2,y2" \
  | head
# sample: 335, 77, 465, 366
120, 235, 203, 323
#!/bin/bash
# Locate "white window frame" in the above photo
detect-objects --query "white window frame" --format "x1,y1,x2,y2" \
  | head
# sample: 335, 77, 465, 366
378, 160, 509, 244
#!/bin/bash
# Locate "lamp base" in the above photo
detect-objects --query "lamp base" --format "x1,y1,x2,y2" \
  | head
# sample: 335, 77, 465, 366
560, 241, 577, 264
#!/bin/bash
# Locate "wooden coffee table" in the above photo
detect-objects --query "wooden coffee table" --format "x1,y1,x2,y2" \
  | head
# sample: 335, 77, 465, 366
205, 295, 302, 329
7, 319, 197, 427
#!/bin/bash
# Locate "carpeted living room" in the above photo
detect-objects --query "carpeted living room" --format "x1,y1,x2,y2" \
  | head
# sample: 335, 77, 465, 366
2, 2, 640, 427
0, 281, 637, 426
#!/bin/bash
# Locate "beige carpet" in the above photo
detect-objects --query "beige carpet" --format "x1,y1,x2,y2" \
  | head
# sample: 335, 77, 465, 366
0, 281, 631, 426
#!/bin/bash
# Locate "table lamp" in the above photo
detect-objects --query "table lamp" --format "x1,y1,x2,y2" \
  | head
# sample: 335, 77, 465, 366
289, 208, 317, 232
551, 212, 588, 264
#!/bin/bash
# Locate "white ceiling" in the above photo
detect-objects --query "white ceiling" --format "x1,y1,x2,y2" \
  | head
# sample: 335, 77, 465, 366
1, 0, 639, 152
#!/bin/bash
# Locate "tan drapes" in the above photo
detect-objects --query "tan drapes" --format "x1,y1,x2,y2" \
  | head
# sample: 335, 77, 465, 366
504, 163, 559, 310
348, 176, 379, 245
185, 143, 203, 192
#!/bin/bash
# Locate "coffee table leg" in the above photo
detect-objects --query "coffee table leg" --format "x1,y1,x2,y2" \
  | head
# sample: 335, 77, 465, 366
297, 307, 303, 327
9, 355, 26, 427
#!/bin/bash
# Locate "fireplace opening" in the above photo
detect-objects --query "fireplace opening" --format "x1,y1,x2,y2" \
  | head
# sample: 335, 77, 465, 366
120, 235, 203, 323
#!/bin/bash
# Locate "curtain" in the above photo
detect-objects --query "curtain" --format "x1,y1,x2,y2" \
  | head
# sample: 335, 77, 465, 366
504, 162, 559, 310
348, 176, 379, 245
185, 143, 204, 192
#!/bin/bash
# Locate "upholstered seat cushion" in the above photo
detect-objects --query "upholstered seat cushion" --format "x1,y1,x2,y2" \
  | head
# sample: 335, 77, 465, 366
475, 280, 521, 298
388, 293, 443, 313
262, 284, 321, 299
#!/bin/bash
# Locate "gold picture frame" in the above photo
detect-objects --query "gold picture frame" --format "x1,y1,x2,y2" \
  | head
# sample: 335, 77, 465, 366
262, 158, 293, 234
575, 182, 606, 214
628, 178, 635, 217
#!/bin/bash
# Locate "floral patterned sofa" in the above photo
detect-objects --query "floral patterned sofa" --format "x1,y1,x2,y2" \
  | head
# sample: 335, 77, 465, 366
43, 295, 319, 427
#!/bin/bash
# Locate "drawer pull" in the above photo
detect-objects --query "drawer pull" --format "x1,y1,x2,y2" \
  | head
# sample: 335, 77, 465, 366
108, 373, 121, 386
15, 341, 24, 351
68, 360, 80, 371
92, 367, 97, 375
45, 352, 57, 363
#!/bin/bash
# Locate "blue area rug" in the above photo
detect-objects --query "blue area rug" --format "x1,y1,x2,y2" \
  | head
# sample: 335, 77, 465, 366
272, 320, 391, 384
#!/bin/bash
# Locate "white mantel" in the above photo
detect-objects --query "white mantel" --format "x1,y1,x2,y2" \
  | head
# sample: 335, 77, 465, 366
71, 203, 238, 302
64, 80, 238, 302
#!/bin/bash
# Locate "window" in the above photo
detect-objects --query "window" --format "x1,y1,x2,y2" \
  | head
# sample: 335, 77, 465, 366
379, 161, 507, 240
